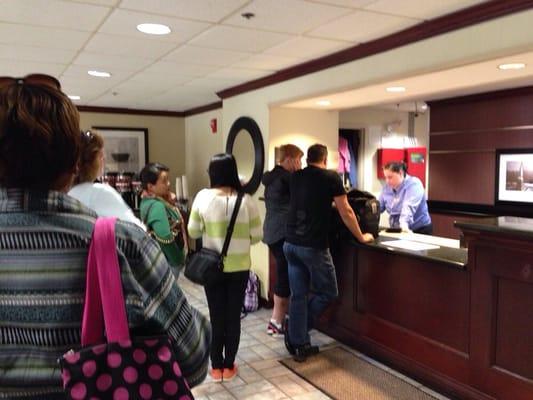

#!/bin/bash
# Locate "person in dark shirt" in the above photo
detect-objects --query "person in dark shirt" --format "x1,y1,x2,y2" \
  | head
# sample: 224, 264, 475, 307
262, 144, 304, 337
284, 143, 374, 362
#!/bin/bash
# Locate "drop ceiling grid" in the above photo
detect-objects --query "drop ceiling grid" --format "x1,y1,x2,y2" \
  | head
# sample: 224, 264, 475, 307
0, 0, 494, 111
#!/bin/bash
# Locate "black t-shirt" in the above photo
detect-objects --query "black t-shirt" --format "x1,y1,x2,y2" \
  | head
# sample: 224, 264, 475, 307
286, 165, 346, 249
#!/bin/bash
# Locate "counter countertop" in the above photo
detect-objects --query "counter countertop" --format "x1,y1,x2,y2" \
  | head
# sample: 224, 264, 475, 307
455, 216, 533, 239
347, 232, 467, 269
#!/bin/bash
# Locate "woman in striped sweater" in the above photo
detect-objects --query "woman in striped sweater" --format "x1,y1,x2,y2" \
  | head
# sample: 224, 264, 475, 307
0, 74, 211, 399
188, 153, 262, 383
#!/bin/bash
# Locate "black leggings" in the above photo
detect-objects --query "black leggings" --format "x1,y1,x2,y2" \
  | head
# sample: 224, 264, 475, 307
269, 240, 290, 298
204, 270, 249, 369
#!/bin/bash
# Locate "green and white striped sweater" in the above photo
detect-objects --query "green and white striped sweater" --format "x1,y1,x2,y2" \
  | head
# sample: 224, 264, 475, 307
187, 189, 262, 272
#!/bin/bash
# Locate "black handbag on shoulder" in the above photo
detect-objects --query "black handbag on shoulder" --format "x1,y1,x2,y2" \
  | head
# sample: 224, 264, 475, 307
184, 192, 243, 287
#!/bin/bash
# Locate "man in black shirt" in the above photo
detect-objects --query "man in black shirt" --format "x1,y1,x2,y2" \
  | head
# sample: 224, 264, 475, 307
284, 144, 374, 362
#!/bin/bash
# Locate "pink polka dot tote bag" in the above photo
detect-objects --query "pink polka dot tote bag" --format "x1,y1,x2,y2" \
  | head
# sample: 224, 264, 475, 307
59, 217, 194, 400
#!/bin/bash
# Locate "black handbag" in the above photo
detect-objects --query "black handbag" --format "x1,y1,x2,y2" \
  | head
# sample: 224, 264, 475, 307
184, 192, 243, 286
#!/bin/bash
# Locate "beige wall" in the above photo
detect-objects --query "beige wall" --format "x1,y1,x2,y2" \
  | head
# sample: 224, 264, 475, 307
269, 107, 340, 170
184, 109, 224, 198
80, 112, 185, 192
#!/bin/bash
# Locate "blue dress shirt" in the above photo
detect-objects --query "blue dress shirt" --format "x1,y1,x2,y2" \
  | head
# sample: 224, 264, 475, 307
378, 174, 431, 231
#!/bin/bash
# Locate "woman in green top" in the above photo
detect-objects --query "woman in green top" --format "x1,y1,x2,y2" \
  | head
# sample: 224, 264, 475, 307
140, 162, 187, 275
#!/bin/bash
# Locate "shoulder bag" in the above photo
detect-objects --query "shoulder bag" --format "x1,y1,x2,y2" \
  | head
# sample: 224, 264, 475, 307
184, 192, 243, 287
59, 217, 193, 399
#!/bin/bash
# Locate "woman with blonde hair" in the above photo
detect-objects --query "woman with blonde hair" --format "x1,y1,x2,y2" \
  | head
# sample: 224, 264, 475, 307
69, 129, 144, 229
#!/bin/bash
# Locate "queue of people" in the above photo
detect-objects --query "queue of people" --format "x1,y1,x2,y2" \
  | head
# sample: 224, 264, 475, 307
0, 72, 433, 396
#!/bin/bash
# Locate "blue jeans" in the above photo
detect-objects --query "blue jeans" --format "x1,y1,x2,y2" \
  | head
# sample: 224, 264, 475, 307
283, 242, 338, 347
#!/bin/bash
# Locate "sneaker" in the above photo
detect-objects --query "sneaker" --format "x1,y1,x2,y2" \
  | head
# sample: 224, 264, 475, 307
283, 316, 295, 355
293, 343, 320, 363
210, 368, 223, 383
267, 320, 284, 337
222, 364, 238, 382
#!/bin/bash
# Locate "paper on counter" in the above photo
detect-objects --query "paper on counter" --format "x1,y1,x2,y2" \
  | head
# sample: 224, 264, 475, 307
381, 239, 440, 251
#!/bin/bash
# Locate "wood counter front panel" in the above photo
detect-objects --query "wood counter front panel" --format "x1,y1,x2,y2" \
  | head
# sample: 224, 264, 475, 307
470, 242, 533, 399
323, 226, 533, 399
357, 249, 469, 353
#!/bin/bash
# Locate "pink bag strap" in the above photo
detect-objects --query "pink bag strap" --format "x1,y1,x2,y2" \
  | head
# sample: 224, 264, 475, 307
81, 217, 130, 346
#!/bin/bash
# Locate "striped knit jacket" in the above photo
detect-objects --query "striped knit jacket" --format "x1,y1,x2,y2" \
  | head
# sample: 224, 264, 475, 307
0, 188, 211, 399
187, 189, 262, 272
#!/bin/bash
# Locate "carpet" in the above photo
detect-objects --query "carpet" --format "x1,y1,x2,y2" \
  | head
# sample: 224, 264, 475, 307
280, 346, 440, 400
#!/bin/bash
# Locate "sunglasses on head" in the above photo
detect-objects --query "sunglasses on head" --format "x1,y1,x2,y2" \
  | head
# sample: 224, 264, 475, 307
81, 130, 95, 142
0, 73, 61, 91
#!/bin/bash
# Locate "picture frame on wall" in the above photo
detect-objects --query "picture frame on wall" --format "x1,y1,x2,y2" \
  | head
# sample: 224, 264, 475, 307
92, 126, 148, 175
495, 148, 533, 206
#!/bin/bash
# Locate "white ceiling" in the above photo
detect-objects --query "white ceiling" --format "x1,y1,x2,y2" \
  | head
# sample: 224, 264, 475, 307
0, 0, 490, 112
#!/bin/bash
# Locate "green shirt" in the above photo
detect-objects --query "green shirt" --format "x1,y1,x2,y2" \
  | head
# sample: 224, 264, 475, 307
140, 197, 185, 267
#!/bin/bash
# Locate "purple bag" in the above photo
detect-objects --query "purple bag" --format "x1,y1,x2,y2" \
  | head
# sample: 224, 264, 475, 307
59, 217, 193, 400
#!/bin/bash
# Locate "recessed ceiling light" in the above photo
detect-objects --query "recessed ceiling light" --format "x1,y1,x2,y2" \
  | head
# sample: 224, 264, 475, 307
316, 100, 331, 106
68, 95, 81, 100
136, 23, 171, 35
386, 86, 406, 93
88, 70, 111, 78
498, 63, 526, 70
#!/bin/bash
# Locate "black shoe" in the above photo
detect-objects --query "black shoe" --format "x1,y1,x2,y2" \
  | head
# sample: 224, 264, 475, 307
293, 343, 319, 363
283, 316, 295, 355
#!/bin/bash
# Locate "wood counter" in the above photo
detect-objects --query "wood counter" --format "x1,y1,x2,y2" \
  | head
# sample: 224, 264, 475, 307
318, 219, 533, 400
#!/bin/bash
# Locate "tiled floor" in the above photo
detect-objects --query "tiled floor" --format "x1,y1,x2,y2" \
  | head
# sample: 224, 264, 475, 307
180, 276, 450, 400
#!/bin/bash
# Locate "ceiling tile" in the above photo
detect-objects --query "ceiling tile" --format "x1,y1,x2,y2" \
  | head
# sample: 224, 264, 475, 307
0, 23, 91, 50
143, 61, 218, 77
128, 71, 194, 87
120, 0, 249, 23
190, 25, 293, 53
84, 33, 177, 58
264, 36, 348, 59
0, 44, 76, 64
308, 10, 419, 42
163, 45, 252, 67
185, 77, 241, 91
98, 9, 211, 43
233, 54, 302, 71
59, 78, 110, 102
137, 87, 219, 111
0, 60, 66, 77
365, 0, 489, 20
0, 0, 111, 31
311, 0, 377, 7
66, 0, 120, 6
73, 51, 154, 71
223, 0, 352, 34
61, 64, 136, 86
206, 67, 272, 81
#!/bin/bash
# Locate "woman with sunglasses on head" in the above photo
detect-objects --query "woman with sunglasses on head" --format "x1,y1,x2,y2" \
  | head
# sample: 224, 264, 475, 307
187, 153, 262, 383
68, 130, 145, 229
0, 75, 211, 399
139, 162, 188, 276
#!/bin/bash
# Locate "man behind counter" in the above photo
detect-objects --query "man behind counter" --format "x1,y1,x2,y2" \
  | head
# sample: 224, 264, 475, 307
283, 143, 373, 362
379, 161, 432, 234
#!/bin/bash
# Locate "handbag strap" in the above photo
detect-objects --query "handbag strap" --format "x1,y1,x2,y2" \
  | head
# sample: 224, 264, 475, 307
81, 217, 130, 346
220, 192, 244, 259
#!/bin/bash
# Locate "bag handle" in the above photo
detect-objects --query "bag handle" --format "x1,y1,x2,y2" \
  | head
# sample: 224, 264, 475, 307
81, 217, 130, 346
220, 192, 244, 260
